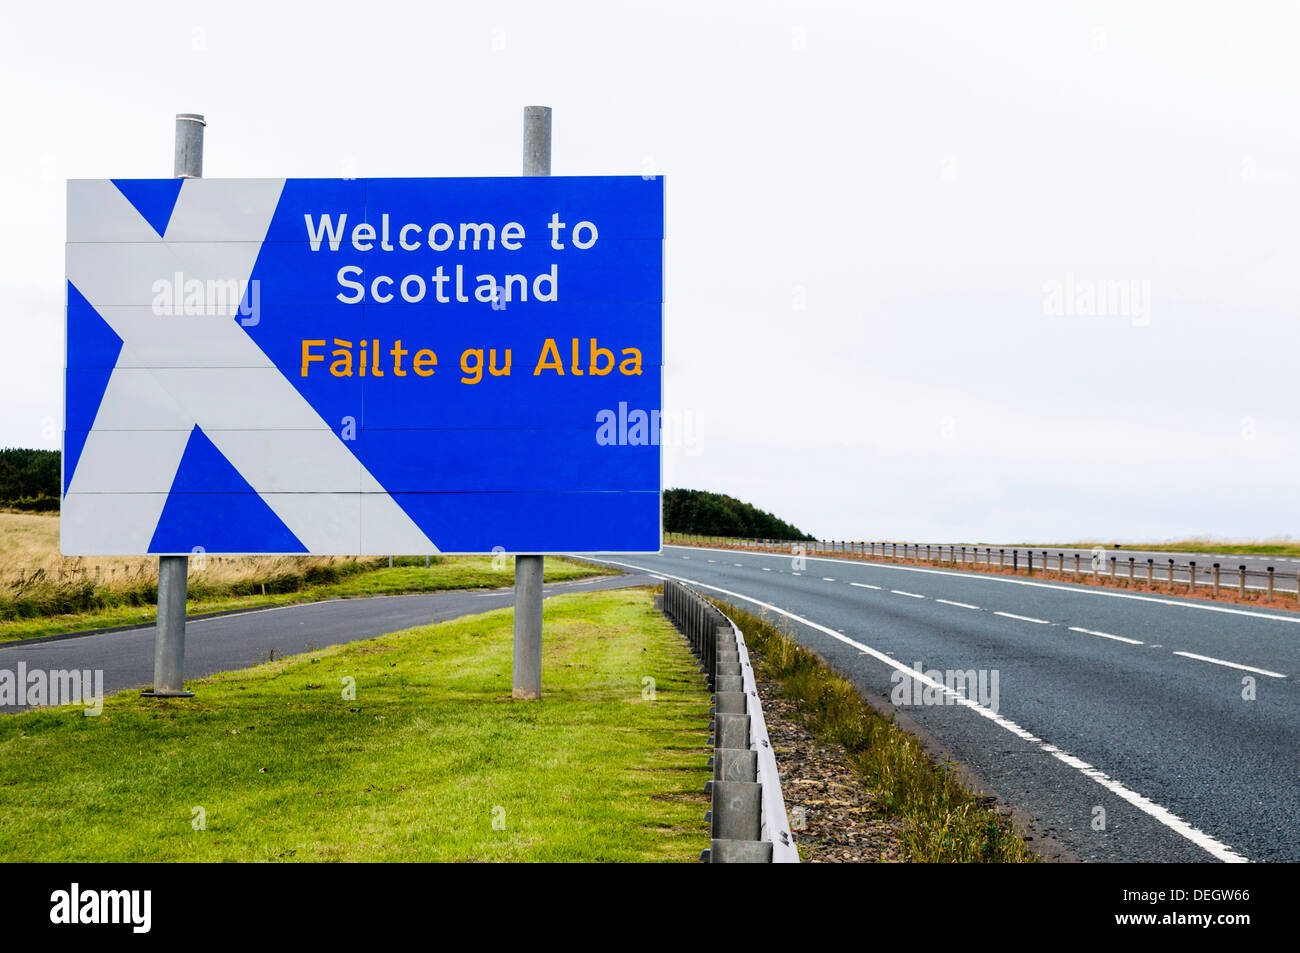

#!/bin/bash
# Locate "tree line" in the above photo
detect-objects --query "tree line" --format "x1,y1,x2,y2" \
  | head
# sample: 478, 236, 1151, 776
663, 488, 813, 541
0, 448, 60, 510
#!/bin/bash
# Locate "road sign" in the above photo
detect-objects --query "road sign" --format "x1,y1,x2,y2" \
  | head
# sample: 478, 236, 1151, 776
63, 176, 663, 555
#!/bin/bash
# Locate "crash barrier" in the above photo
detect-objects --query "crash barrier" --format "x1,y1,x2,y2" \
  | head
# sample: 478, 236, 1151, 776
661, 579, 799, 863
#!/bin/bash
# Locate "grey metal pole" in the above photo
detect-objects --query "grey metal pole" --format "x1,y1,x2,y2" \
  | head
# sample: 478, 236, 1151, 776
173, 114, 205, 178
512, 105, 551, 701
143, 113, 204, 698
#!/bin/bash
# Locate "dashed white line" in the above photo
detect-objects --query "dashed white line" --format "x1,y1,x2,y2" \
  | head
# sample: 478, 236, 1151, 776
662, 545, 1300, 622
995, 611, 1051, 624
891, 590, 925, 599
761, 567, 772, 572
1173, 651, 1286, 679
851, 582, 882, 590
936, 599, 980, 610
1067, 626, 1143, 645
823, 577, 836, 582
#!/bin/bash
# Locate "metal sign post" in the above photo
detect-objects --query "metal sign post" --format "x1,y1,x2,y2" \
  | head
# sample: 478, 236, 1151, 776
512, 105, 551, 701
142, 113, 205, 698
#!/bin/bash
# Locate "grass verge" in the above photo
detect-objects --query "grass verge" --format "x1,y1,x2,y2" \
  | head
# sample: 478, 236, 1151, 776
719, 600, 1036, 863
0, 588, 709, 862
1028, 539, 1300, 557
0, 556, 609, 643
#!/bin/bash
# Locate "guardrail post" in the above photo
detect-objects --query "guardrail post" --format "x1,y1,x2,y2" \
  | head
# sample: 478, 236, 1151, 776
1238, 565, 1246, 597
1267, 567, 1275, 600
1128, 557, 1135, 583
1167, 559, 1175, 591
1058, 552, 1064, 573
1212, 563, 1220, 596
1147, 559, 1154, 584
1109, 556, 1116, 579
1074, 553, 1080, 575
1188, 561, 1196, 591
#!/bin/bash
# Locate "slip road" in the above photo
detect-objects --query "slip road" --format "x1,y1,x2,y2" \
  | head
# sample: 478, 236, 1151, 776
0, 575, 647, 714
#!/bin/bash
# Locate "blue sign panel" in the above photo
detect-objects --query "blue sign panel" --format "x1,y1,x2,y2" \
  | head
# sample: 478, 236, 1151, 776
63, 176, 663, 555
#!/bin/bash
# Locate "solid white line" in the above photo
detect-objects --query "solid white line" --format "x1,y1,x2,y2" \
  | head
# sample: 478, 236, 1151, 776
936, 599, 980, 610
850, 582, 882, 590
589, 556, 1248, 864
891, 590, 925, 599
995, 611, 1051, 624
1173, 651, 1286, 679
1068, 626, 1143, 645
661, 545, 1300, 624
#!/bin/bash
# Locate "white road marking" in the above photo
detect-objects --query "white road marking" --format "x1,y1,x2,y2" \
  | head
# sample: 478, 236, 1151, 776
891, 590, 925, 599
823, 577, 836, 582
734, 563, 744, 567
791, 572, 801, 576
936, 599, 980, 610
851, 582, 882, 590
995, 611, 1051, 624
1068, 626, 1143, 645
588, 557, 1249, 864
761, 567, 772, 572
1173, 651, 1286, 679
665, 545, 1300, 623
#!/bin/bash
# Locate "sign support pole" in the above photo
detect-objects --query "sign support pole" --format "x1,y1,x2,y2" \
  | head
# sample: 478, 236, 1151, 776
512, 105, 551, 701
142, 112, 205, 699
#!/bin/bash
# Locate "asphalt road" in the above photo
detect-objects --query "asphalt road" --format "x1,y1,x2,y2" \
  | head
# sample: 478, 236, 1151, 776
591, 544, 1300, 863
0, 573, 649, 714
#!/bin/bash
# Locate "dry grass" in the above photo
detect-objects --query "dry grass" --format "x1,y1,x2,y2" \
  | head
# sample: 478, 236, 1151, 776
0, 512, 372, 592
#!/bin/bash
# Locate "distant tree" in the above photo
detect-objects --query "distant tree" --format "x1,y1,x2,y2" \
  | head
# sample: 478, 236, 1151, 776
0, 448, 60, 507
663, 488, 813, 540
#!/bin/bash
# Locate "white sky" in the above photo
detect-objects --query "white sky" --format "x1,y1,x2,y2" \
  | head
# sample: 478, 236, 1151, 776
2, 1, 1296, 542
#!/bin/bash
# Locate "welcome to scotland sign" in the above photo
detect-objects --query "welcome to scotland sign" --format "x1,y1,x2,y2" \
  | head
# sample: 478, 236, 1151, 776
63, 176, 663, 555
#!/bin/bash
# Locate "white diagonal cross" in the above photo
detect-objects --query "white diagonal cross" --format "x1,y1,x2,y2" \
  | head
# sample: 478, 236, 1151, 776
63, 178, 436, 556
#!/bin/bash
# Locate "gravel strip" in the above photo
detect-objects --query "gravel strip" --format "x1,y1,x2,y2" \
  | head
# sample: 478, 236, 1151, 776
753, 667, 904, 862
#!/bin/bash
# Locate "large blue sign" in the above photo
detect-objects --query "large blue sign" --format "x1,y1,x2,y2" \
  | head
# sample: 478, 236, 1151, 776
63, 176, 663, 555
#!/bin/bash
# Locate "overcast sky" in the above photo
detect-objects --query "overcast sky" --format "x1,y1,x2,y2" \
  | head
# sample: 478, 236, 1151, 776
2, 1, 1296, 543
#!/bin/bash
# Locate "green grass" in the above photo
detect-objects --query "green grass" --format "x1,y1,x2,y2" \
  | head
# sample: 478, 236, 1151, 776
0, 588, 710, 862
0, 556, 609, 643
720, 601, 1036, 863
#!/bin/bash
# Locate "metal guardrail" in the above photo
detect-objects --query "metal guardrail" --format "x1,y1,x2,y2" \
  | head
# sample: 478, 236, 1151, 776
664, 534, 1300, 598
661, 580, 799, 863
